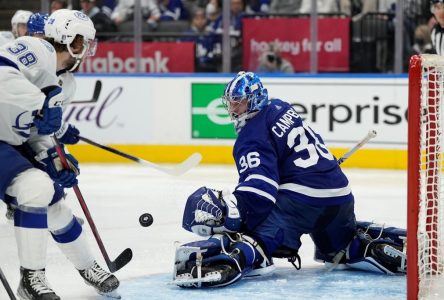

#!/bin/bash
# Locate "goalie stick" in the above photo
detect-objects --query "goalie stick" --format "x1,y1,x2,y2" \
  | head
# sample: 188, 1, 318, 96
78, 135, 202, 176
337, 130, 377, 165
52, 137, 132, 273
71, 80, 102, 104
0, 267, 16, 300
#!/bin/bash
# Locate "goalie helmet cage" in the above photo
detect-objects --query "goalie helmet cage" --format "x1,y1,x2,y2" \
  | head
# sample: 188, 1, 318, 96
408, 54, 444, 300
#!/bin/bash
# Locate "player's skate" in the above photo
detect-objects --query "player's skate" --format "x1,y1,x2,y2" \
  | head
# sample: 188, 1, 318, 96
5, 203, 15, 221
78, 261, 120, 298
17, 267, 60, 300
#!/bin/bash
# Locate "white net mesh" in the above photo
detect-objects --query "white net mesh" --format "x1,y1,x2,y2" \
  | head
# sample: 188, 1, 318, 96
418, 54, 444, 299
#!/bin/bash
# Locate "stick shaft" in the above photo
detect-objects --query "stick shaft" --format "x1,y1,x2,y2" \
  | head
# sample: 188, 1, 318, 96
337, 130, 377, 165
52, 137, 114, 270
0, 267, 16, 300
78, 135, 201, 176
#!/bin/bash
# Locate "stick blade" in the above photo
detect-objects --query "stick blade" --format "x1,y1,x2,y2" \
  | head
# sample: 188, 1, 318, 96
168, 152, 202, 176
108, 248, 133, 273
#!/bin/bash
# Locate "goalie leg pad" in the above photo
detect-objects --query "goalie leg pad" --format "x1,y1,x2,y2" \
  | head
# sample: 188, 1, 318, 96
173, 234, 273, 288
346, 229, 406, 274
356, 221, 406, 246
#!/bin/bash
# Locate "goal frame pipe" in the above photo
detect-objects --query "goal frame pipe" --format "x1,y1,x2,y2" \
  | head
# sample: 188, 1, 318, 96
407, 54, 421, 300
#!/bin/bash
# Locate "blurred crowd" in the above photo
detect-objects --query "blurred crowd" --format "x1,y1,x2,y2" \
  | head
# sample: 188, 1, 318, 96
5, 0, 439, 73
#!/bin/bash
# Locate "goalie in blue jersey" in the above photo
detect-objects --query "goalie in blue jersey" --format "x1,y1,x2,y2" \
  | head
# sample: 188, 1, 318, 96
173, 71, 407, 288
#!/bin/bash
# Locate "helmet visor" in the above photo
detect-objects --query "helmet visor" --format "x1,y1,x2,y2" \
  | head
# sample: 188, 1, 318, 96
85, 38, 97, 57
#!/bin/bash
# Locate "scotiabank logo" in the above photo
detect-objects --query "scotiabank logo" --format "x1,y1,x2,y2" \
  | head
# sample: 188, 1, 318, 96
79, 51, 169, 73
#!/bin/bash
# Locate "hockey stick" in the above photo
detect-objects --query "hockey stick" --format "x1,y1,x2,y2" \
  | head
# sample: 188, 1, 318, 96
71, 80, 102, 104
51, 137, 132, 273
0, 267, 16, 300
78, 135, 202, 176
337, 130, 377, 165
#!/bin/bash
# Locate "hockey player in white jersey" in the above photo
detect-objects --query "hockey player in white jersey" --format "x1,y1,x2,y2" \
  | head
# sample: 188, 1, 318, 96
0, 9, 119, 300
27, 12, 81, 145
11, 10, 33, 38
173, 72, 407, 288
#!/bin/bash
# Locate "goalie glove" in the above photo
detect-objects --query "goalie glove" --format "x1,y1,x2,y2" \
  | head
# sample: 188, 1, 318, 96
183, 187, 241, 236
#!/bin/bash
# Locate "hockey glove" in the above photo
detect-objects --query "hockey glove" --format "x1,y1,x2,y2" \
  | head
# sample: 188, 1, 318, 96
55, 122, 80, 144
183, 186, 241, 236
36, 146, 80, 188
34, 86, 64, 135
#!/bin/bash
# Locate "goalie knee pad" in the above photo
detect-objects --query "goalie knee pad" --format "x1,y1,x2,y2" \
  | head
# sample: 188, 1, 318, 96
173, 233, 273, 288
346, 225, 406, 275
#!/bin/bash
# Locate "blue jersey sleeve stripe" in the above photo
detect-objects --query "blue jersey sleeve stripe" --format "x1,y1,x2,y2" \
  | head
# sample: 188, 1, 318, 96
245, 174, 279, 189
279, 183, 352, 198
236, 186, 276, 203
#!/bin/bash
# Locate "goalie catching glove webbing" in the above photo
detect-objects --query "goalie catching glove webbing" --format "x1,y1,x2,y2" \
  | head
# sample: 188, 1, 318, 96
182, 187, 241, 236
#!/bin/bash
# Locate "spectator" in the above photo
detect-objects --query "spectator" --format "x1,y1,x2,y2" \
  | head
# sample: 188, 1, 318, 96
410, 24, 434, 55
205, 0, 222, 23
208, 0, 245, 71
51, 0, 69, 13
158, 0, 189, 21
111, 0, 161, 26
270, 0, 303, 14
299, 0, 351, 16
431, 0, 444, 55
208, 0, 244, 36
183, 7, 221, 71
81, 0, 117, 39
246, 0, 271, 14
256, 42, 294, 73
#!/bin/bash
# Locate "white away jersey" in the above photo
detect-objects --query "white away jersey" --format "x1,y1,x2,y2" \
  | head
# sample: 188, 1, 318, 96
0, 36, 59, 145
0, 31, 14, 47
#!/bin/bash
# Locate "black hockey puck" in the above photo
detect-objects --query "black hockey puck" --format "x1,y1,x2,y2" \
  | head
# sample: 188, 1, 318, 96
139, 213, 153, 227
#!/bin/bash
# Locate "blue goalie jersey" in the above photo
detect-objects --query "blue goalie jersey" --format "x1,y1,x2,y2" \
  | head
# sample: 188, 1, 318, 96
232, 99, 354, 231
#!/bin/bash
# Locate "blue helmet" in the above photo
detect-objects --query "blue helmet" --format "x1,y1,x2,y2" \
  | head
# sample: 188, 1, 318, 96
27, 13, 49, 36
222, 71, 268, 130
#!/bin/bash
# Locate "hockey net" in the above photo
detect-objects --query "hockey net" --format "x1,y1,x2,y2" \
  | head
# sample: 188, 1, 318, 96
408, 54, 444, 300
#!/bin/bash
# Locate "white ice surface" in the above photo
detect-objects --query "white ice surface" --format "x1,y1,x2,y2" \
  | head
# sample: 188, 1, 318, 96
0, 165, 408, 299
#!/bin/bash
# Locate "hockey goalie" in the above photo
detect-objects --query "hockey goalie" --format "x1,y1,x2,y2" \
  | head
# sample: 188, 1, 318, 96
172, 72, 407, 288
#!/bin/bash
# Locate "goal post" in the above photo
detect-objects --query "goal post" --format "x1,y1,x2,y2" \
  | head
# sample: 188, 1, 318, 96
408, 54, 444, 300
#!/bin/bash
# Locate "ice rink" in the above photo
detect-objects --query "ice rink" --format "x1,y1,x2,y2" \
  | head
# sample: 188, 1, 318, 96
0, 164, 407, 299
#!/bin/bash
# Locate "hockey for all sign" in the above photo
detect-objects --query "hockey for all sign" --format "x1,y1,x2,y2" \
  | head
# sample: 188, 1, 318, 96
191, 83, 236, 139
243, 17, 350, 72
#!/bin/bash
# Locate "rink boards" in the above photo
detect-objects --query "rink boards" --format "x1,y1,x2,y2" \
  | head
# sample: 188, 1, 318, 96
67, 74, 409, 169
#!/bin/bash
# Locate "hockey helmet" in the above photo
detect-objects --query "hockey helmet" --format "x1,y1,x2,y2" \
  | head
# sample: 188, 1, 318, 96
11, 10, 32, 37
27, 13, 49, 36
45, 9, 97, 71
222, 71, 269, 130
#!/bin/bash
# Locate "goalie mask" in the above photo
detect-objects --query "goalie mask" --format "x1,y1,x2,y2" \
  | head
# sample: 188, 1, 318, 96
45, 9, 97, 72
222, 71, 269, 132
